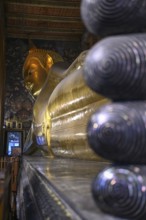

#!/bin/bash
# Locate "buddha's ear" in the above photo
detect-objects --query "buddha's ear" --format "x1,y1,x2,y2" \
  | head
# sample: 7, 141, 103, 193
46, 54, 54, 71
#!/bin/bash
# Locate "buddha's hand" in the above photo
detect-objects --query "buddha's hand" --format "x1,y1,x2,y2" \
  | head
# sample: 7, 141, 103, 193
36, 135, 47, 146
33, 122, 47, 146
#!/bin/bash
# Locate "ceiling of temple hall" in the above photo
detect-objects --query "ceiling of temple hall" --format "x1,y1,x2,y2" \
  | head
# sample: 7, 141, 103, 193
4, 0, 85, 41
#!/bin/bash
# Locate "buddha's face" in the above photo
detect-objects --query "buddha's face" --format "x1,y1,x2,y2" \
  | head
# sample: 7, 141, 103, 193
23, 58, 48, 98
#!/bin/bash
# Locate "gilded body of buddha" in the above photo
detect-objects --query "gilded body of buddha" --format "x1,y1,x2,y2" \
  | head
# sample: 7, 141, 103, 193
23, 47, 109, 160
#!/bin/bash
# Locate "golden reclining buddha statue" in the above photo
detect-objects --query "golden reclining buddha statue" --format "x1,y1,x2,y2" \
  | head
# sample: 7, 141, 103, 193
23, 47, 109, 160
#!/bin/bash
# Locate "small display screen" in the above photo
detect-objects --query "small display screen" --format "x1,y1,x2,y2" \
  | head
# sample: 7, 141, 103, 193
6, 131, 23, 156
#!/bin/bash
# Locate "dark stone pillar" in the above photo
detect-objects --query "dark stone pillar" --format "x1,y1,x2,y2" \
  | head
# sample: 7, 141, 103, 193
0, 1, 6, 155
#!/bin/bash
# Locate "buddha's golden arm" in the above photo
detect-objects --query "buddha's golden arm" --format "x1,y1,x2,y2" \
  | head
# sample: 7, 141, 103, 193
32, 50, 88, 139
47, 68, 110, 160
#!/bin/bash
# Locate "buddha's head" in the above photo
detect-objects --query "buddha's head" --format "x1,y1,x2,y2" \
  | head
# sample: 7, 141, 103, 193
23, 48, 63, 98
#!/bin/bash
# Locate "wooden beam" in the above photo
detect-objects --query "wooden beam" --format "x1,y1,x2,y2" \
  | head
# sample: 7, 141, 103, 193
6, 0, 81, 7
6, 2, 81, 17
6, 29, 82, 41
6, 16, 84, 29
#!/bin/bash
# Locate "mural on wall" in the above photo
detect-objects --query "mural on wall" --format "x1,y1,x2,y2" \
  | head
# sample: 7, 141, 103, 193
4, 38, 82, 137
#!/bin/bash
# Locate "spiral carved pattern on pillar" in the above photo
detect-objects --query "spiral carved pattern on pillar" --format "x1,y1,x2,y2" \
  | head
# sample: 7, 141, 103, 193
81, 0, 146, 36
92, 165, 146, 220
84, 34, 146, 101
87, 102, 146, 164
